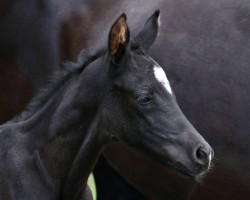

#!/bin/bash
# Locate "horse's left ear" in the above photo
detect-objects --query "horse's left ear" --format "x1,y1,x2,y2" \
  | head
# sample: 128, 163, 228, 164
133, 9, 160, 51
109, 14, 130, 63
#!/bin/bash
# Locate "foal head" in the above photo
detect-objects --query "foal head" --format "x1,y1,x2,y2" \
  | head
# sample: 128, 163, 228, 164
102, 10, 213, 180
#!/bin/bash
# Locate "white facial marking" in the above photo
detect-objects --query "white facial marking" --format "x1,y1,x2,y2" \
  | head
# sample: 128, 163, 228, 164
153, 65, 172, 94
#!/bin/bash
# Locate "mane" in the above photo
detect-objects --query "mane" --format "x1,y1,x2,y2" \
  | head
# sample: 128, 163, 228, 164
5, 45, 106, 125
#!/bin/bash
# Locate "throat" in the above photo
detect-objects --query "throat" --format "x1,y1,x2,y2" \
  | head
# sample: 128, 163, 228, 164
36, 100, 100, 180
34, 113, 105, 199
62, 115, 106, 199
20, 82, 102, 194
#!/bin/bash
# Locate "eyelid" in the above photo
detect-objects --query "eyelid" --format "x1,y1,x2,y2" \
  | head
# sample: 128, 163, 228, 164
134, 87, 154, 98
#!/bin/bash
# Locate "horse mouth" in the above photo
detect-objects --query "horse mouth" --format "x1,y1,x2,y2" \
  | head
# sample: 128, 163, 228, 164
167, 162, 199, 180
110, 135, 208, 181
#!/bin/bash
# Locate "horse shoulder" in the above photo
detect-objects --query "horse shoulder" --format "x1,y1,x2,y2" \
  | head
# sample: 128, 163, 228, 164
0, 126, 55, 200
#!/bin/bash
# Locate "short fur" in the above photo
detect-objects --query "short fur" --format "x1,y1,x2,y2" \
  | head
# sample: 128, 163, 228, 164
0, 11, 213, 200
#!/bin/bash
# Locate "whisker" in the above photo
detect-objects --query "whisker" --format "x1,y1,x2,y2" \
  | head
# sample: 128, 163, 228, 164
186, 183, 198, 200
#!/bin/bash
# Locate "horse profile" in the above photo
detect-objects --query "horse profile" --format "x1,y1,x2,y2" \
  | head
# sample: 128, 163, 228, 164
0, 10, 213, 200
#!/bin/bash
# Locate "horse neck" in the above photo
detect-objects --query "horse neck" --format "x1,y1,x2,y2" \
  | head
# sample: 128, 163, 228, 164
62, 114, 105, 199
20, 56, 109, 196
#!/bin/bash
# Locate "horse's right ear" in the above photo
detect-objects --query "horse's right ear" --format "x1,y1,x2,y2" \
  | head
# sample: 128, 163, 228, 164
133, 9, 160, 51
108, 14, 130, 63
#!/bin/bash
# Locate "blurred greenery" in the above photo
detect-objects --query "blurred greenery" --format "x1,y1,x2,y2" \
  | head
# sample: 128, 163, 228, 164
87, 173, 97, 200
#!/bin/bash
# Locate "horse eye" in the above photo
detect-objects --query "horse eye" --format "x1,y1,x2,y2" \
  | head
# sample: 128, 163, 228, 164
137, 96, 151, 106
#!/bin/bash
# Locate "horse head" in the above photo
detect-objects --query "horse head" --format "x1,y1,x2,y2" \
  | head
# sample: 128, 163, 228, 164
103, 10, 214, 180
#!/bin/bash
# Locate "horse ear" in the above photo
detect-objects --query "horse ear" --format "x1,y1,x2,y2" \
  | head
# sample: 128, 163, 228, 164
133, 9, 160, 51
109, 14, 130, 63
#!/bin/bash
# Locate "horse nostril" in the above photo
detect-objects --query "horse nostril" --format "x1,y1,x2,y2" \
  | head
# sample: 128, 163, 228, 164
196, 147, 208, 164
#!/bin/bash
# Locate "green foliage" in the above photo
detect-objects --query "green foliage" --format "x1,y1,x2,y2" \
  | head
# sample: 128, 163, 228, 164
87, 173, 97, 200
